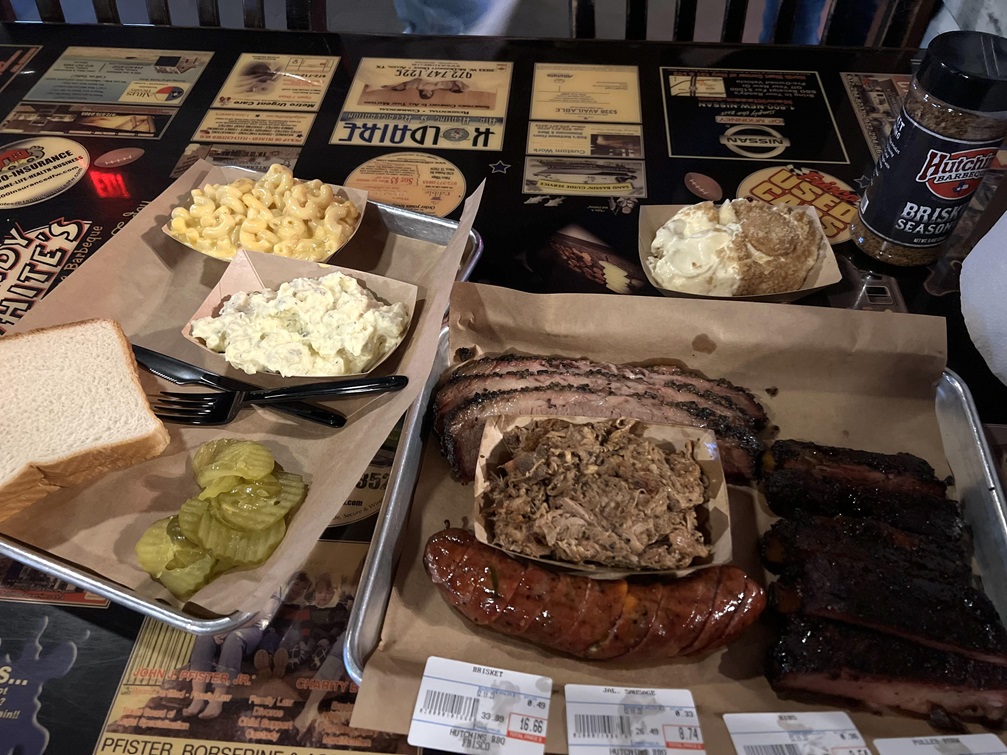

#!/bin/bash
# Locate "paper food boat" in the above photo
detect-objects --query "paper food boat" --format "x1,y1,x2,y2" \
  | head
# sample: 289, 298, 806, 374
183, 248, 418, 379
162, 165, 368, 262
473, 414, 732, 579
638, 203, 842, 304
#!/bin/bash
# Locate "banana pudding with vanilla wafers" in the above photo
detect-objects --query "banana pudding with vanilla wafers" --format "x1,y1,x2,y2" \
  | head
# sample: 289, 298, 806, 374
646, 199, 826, 296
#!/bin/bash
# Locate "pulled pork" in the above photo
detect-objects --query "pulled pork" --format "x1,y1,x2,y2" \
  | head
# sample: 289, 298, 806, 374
483, 418, 710, 569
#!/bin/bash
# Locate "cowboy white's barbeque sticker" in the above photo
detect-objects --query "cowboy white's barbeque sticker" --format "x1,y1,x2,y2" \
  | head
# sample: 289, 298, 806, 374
661, 68, 848, 164
738, 164, 859, 244
331, 58, 513, 151
0, 215, 101, 335
530, 64, 642, 124
25, 47, 210, 107
0, 138, 89, 209
214, 53, 340, 112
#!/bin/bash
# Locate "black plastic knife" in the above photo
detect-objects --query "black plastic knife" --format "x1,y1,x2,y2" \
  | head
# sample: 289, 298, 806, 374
131, 344, 346, 428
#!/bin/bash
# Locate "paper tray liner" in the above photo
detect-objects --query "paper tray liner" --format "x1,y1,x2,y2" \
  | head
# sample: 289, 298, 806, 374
161, 164, 368, 262
183, 248, 418, 378
473, 415, 731, 579
1, 160, 482, 619
351, 281, 962, 752
638, 203, 842, 303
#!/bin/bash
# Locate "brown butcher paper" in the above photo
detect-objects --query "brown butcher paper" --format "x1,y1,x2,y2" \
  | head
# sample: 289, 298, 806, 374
352, 281, 954, 752
2, 160, 482, 620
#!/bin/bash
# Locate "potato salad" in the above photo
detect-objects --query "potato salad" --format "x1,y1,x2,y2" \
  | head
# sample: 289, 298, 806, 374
190, 271, 410, 377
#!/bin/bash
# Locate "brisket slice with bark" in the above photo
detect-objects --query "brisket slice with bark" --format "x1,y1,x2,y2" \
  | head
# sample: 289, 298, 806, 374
759, 514, 973, 583
439, 384, 763, 482
771, 552, 1007, 666
434, 369, 760, 435
447, 354, 768, 428
767, 616, 1007, 725
764, 439, 948, 498
763, 468, 965, 542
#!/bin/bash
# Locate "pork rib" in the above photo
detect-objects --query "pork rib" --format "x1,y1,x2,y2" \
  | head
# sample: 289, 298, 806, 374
763, 468, 965, 542
771, 552, 1007, 666
764, 439, 948, 498
759, 514, 973, 583
767, 616, 1007, 725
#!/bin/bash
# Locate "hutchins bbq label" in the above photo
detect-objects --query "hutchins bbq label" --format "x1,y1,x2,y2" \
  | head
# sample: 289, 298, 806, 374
859, 108, 1001, 248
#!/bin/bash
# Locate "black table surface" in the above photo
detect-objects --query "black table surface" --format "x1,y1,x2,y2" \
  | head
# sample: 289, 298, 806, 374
0, 23, 1002, 755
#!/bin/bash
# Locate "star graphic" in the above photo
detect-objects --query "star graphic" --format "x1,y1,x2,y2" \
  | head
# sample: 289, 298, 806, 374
854, 174, 871, 190
488, 160, 511, 174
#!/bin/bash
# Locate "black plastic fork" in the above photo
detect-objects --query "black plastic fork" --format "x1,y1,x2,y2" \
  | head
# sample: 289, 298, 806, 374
151, 375, 408, 426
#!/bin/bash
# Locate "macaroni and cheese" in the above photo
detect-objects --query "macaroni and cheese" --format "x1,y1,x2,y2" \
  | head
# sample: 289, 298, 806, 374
189, 271, 410, 377
168, 164, 361, 262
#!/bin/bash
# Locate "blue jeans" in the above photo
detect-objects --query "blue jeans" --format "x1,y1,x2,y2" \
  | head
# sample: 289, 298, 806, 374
393, 0, 492, 34
760, 0, 828, 44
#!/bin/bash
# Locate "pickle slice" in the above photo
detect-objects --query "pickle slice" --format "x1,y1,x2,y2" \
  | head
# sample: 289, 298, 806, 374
193, 439, 275, 488
136, 516, 207, 576
135, 517, 177, 577
165, 516, 206, 569
196, 506, 286, 565
212, 475, 286, 531
178, 497, 210, 546
198, 475, 244, 500
212, 473, 307, 532
158, 552, 217, 600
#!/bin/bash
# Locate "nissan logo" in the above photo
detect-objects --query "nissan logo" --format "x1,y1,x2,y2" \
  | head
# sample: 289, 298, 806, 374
719, 125, 791, 159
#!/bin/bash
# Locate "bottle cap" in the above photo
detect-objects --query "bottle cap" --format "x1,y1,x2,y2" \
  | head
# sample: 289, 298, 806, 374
917, 31, 1007, 113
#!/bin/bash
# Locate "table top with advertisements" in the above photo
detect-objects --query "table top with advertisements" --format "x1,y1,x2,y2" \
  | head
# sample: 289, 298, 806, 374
0, 22, 1003, 755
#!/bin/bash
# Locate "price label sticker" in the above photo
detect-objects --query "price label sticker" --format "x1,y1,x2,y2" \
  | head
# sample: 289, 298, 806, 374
408, 656, 553, 755
723, 711, 869, 755
874, 734, 1007, 754
565, 685, 705, 755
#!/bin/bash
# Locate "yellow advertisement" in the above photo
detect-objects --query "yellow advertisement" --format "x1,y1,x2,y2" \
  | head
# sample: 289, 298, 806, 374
193, 111, 315, 146
214, 54, 340, 112
332, 57, 513, 151
530, 63, 641, 124
94, 540, 414, 754
527, 122, 643, 158
344, 152, 466, 218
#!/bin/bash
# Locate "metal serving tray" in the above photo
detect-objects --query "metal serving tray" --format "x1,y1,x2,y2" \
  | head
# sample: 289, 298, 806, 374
345, 364, 1007, 683
0, 201, 482, 636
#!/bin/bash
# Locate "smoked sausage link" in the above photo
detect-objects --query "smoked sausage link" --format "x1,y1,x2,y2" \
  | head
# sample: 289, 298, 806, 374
424, 528, 766, 660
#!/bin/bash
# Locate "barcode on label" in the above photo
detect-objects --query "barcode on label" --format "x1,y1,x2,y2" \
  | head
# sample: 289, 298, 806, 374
574, 714, 633, 739
419, 689, 479, 721
609, 749, 650, 755
742, 746, 801, 755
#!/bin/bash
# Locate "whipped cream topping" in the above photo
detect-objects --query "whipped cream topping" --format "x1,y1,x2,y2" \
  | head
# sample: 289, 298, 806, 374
648, 202, 747, 296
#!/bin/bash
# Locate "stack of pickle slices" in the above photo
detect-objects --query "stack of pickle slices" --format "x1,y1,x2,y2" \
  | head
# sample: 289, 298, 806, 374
136, 439, 308, 599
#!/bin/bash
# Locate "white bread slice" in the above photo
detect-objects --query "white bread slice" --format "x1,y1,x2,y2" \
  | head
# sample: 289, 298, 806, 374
0, 319, 170, 521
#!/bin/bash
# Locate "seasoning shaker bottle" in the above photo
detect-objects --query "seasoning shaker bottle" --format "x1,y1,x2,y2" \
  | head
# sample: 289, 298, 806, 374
851, 31, 1007, 267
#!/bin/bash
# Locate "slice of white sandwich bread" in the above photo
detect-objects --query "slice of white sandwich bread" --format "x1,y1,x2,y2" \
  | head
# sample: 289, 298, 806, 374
0, 319, 170, 521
